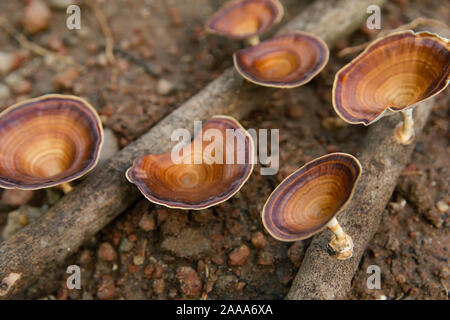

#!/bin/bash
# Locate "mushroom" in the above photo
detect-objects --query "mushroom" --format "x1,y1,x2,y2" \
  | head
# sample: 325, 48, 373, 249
0, 94, 104, 193
233, 32, 329, 88
206, 0, 284, 46
261, 153, 362, 260
333, 30, 450, 145
126, 116, 254, 210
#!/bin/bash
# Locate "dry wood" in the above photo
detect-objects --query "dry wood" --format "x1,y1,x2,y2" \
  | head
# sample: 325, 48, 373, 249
286, 100, 433, 300
0, 0, 385, 299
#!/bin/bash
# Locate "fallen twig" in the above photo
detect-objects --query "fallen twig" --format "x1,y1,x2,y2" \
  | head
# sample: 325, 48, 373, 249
0, 16, 79, 67
112, 46, 161, 77
86, 0, 116, 65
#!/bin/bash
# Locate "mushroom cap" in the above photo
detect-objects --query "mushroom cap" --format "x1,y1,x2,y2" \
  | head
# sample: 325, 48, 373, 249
206, 0, 284, 40
0, 94, 104, 190
262, 153, 362, 242
333, 30, 450, 125
126, 116, 254, 210
233, 31, 329, 88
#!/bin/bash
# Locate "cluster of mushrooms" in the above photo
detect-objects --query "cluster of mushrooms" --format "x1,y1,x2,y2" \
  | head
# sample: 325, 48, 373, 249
0, 0, 449, 261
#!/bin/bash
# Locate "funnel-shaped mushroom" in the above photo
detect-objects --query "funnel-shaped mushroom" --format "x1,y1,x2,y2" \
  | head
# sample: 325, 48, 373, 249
0, 94, 103, 192
233, 32, 329, 88
333, 31, 450, 145
262, 153, 362, 260
206, 0, 284, 46
126, 116, 254, 210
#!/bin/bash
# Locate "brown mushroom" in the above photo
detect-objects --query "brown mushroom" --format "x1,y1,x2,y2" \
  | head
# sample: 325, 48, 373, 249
126, 116, 254, 210
233, 32, 329, 88
0, 94, 104, 192
333, 30, 450, 145
206, 0, 284, 46
262, 153, 362, 260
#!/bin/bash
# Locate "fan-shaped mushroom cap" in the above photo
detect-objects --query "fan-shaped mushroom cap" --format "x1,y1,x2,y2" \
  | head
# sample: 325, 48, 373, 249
233, 32, 329, 88
126, 116, 254, 210
0, 94, 103, 190
262, 153, 361, 242
206, 0, 284, 40
333, 31, 450, 125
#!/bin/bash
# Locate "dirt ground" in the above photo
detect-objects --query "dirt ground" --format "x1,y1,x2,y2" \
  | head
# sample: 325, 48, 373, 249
0, 0, 448, 300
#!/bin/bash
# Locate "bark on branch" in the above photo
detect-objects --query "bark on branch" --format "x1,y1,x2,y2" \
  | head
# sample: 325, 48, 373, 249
0, 0, 385, 299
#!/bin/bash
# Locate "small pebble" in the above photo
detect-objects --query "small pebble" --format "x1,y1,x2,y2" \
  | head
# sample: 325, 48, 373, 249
0, 83, 11, 100
257, 251, 274, 266
98, 242, 117, 261
153, 264, 164, 279
53, 67, 80, 91
11, 79, 32, 95
321, 117, 347, 130
168, 7, 183, 26
1, 189, 33, 207
5, 73, 29, 94
389, 198, 406, 214
47, 36, 66, 53
439, 266, 449, 280
235, 281, 246, 292
153, 279, 166, 297
424, 208, 443, 229
251, 232, 267, 249
96, 278, 115, 300
436, 200, 449, 213
138, 212, 156, 232
23, 0, 52, 35
228, 245, 250, 266
168, 288, 178, 298
128, 263, 139, 274
287, 104, 303, 119
119, 237, 134, 253
0, 52, 14, 74
157, 79, 175, 96
143, 264, 155, 279
176, 266, 202, 298
211, 253, 226, 265
385, 235, 400, 252
97, 54, 108, 67
133, 254, 145, 266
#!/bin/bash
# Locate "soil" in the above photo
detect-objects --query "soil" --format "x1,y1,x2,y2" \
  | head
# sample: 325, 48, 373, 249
0, 0, 448, 300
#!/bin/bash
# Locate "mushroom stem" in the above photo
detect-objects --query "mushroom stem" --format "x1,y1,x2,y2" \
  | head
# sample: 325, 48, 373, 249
326, 217, 353, 260
395, 108, 415, 145
247, 35, 260, 46
59, 182, 73, 194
